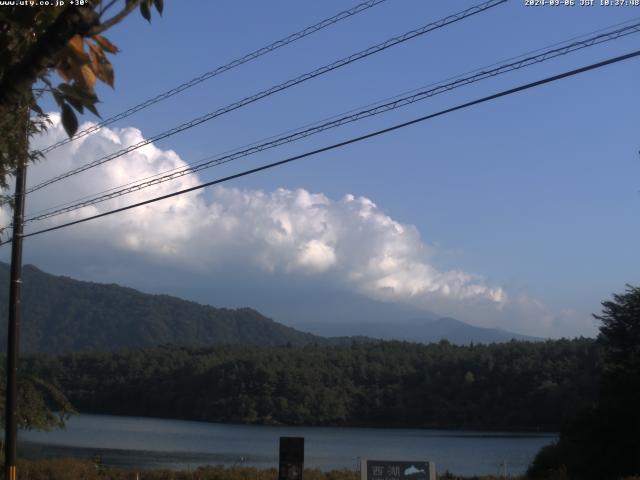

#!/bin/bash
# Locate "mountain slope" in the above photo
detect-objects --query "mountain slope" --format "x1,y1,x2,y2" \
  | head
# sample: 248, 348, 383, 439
399, 317, 539, 344
310, 316, 539, 344
0, 263, 539, 353
0, 263, 325, 353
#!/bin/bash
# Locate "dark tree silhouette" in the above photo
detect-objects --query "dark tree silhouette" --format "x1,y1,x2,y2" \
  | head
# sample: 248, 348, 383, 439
528, 285, 640, 479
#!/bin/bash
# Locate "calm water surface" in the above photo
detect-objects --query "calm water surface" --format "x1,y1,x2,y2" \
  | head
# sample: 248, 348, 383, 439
19, 414, 556, 476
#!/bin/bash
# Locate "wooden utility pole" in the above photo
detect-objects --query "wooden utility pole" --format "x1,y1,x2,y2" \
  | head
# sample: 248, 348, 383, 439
4, 157, 27, 480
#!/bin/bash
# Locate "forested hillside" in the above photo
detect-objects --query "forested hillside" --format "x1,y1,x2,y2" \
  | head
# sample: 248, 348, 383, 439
0, 263, 536, 352
25, 338, 599, 431
0, 263, 325, 352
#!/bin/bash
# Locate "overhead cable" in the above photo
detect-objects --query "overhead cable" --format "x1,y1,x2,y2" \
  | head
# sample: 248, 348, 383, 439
23, 20, 640, 223
5, 48, 638, 245
38, 0, 391, 154
26, 0, 508, 194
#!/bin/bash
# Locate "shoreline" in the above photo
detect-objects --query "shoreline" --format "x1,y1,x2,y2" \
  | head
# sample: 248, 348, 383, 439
59, 410, 560, 435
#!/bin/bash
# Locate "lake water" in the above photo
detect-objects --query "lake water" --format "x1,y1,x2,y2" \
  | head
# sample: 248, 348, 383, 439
19, 414, 556, 476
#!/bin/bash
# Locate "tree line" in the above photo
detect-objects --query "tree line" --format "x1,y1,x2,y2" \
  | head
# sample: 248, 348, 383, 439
22, 337, 599, 431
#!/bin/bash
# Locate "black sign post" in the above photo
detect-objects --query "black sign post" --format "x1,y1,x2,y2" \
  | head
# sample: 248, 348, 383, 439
360, 459, 436, 480
279, 437, 304, 480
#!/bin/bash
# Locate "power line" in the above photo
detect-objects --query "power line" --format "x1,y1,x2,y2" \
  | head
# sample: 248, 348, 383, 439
38, 0, 390, 155
27, 15, 640, 222
22, 20, 640, 224
29, 12, 638, 221
6, 48, 639, 246
30, 0, 506, 193
26, 0, 508, 195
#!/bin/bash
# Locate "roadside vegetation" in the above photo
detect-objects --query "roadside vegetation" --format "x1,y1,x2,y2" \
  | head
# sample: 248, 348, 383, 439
5, 457, 640, 480
5, 458, 527, 480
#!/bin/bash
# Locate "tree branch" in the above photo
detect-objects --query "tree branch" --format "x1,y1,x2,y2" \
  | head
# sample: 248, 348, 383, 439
88, 0, 143, 36
99, 0, 120, 17
0, 5, 100, 108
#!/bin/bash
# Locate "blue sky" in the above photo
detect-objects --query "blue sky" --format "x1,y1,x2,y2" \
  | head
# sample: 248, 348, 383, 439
7, 0, 640, 338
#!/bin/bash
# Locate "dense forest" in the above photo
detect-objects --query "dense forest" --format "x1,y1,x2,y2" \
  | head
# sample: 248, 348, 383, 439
24, 338, 599, 431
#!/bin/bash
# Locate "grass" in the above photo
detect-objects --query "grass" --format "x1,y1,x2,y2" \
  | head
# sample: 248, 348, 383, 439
4, 458, 528, 480
15, 458, 638, 480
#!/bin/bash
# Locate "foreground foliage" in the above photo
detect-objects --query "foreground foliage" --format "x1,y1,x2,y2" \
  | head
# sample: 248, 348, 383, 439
8, 458, 640, 480
528, 285, 640, 479
24, 338, 598, 431
0, 364, 75, 432
0, 0, 161, 190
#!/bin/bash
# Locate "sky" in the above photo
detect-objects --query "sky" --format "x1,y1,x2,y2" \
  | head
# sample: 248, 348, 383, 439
2, 0, 640, 339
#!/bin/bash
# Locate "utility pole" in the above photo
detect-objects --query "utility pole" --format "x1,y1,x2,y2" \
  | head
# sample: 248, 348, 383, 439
4, 155, 27, 480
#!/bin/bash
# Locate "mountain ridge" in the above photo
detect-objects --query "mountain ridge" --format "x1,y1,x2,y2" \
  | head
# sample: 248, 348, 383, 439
0, 263, 327, 353
0, 262, 538, 353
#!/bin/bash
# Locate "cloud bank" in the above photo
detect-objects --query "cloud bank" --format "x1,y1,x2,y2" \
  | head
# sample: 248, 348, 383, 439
0, 115, 595, 337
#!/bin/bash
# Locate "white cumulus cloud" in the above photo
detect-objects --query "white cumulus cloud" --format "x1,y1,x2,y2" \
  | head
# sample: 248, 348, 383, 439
0, 115, 595, 337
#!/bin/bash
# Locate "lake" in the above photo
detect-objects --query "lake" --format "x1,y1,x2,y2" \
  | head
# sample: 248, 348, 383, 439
19, 414, 556, 476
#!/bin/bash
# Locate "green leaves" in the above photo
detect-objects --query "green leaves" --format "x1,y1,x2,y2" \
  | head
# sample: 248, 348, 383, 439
140, 0, 163, 23
51, 32, 120, 137
140, 0, 151, 22
60, 103, 78, 138
54, 83, 101, 137
30, 102, 45, 117
57, 83, 98, 109
0, 0, 159, 189
0, 369, 76, 431
153, 0, 164, 15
